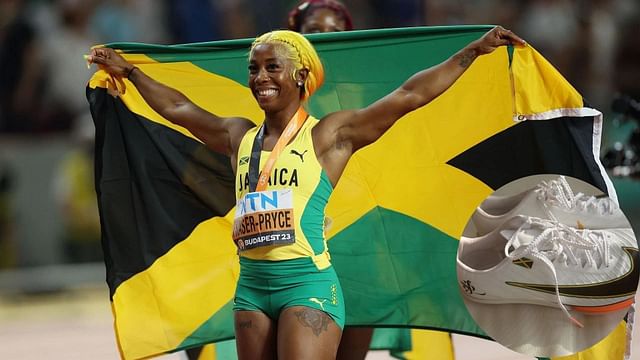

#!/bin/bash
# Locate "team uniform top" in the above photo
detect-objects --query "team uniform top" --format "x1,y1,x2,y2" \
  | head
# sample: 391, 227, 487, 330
233, 116, 333, 270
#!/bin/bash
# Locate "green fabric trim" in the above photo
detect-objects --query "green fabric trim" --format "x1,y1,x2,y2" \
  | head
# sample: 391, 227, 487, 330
300, 170, 333, 255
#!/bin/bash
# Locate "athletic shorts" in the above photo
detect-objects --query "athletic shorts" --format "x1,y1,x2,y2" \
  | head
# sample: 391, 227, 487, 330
233, 257, 345, 329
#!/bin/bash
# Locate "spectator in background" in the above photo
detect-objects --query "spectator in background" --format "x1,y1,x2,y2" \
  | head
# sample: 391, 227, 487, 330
581, 0, 618, 109
39, 0, 97, 133
0, 0, 46, 133
612, 2, 640, 102
16, 0, 100, 134
89, 0, 138, 44
518, 0, 583, 99
371, 0, 423, 28
287, 0, 354, 33
53, 118, 102, 263
90, 0, 170, 44
215, 0, 256, 40
166, 0, 223, 43
128, 0, 170, 44
0, 161, 16, 268
423, 0, 466, 25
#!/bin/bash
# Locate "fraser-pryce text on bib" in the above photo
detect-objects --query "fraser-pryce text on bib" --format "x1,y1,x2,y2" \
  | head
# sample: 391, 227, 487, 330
232, 189, 295, 251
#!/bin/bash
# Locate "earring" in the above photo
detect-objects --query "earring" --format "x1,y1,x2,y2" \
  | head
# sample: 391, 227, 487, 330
296, 80, 304, 88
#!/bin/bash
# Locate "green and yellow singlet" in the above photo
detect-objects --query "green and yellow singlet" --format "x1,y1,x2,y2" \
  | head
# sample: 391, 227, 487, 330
233, 116, 333, 270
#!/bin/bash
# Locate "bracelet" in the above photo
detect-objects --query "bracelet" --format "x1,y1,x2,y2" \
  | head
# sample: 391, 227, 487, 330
125, 66, 138, 80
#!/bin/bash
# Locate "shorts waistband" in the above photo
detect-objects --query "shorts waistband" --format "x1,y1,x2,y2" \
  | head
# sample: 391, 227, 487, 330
239, 255, 332, 277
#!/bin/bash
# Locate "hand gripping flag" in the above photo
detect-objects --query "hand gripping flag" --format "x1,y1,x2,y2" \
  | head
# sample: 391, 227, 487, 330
86, 26, 626, 360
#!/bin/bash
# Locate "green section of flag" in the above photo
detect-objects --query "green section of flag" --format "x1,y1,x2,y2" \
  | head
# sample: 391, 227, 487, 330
214, 339, 238, 359
329, 207, 485, 337
371, 327, 412, 358
178, 300, 235, 351
107, 26, 492, 118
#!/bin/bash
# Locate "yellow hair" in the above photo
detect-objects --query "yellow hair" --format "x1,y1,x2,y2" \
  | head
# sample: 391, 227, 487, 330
250, 30, 324, 101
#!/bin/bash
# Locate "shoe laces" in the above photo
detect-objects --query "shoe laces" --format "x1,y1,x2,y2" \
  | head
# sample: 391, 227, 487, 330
535, 176, 619, 218
573, 192, 618, 215
506, 218, 612, 327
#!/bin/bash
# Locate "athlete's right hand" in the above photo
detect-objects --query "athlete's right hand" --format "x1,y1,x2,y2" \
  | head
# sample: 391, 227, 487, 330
87, 48, 133, 77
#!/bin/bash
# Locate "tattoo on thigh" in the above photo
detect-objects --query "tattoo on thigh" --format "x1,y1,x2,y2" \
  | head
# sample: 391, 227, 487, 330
294, 309, 330, 336
238, 320, 252, 329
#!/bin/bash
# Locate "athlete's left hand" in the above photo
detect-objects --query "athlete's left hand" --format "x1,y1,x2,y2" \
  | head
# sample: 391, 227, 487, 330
473, 26, 526, 55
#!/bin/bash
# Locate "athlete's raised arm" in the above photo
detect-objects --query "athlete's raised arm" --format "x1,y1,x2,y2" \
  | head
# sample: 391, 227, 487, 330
313, 26, 525, 181
87, 48, 255, 158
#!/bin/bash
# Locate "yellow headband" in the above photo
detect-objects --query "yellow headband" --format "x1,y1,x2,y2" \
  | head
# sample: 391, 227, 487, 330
250, 30, 324, 101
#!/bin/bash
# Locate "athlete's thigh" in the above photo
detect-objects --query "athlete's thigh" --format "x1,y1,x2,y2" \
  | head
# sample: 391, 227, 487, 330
234, 310, 276, 360
336, 327, 374, 360
277, 305, 342, 360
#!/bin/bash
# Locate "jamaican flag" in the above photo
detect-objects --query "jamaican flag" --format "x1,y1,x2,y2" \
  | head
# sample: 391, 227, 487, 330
87, 26, 624, 360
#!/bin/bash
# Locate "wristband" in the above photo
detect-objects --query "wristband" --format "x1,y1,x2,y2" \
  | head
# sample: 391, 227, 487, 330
125, 66, 138, 80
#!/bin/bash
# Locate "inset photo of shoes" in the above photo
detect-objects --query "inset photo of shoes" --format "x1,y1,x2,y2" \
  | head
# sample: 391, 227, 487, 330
456, 174, 639, 357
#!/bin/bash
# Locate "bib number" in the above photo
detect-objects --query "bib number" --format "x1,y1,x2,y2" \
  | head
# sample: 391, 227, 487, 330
232, 189, 295, 251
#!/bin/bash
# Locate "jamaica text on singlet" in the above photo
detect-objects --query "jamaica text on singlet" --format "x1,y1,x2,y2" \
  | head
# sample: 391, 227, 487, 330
237, 168, 299, 192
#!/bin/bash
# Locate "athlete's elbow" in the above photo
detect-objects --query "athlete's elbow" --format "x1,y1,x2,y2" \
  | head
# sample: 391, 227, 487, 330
160, 108, 182, 126
401, 91, 433, 113
161, 101, 191, 125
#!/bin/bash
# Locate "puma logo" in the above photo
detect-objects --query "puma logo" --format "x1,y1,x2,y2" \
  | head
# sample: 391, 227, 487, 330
309, 297, 327, 310
291, 149, 308, 162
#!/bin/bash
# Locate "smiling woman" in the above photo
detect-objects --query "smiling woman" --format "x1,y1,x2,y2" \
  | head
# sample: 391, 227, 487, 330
87, 26, 524, 359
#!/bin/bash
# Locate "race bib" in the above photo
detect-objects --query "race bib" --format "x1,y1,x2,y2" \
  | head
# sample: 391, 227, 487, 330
232, 189, 295, 251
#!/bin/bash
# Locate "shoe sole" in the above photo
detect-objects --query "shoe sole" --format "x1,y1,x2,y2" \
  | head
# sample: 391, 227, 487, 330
461, 293, 635, 314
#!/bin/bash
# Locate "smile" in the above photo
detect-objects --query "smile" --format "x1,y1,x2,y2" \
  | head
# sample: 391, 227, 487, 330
257, 89, 278, 97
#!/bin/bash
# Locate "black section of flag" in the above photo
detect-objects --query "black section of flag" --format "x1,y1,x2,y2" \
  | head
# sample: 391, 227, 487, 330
447, 117, 608, 193
87, 87, 235, 298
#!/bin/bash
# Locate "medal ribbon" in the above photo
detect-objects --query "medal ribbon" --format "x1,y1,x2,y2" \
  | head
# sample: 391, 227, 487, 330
248, 107, 308, 192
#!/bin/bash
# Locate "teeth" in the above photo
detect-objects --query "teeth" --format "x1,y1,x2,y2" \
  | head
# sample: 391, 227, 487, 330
258, 89, 277, 97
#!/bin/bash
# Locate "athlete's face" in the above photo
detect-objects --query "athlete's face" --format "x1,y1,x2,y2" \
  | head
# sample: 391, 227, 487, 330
249, 43, 301, 112
300, 7, 346, 34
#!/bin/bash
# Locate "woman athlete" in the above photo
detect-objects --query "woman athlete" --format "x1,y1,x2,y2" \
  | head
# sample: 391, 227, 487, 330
88, 26, 524, 359
288, 1, 380, 358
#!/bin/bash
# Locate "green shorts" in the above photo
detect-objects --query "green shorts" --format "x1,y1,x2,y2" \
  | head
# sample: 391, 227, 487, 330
234, 257, 345, 329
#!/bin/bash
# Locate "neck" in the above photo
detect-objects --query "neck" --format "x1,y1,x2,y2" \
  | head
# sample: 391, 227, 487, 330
264, 102, 303, 135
